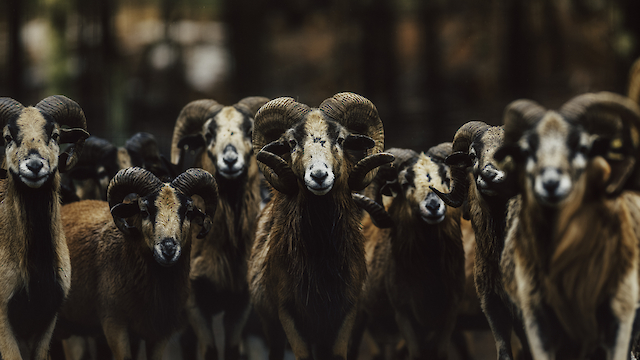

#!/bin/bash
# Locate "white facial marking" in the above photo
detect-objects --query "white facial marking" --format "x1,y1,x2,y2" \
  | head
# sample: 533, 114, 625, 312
210, 107, 250, 179
301, 113, 336, 195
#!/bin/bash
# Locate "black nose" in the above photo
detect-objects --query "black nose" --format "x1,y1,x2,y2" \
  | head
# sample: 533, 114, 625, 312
26, 160, 43, 174
161, 239, 177, 259
426, 198, 440, 212
223, 145, 238, 166
543, 179, 560, 194
311, 169, 328, 184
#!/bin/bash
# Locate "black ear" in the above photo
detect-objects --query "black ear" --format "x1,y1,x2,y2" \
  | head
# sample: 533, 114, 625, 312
445, 152, 473, 167
111, 202, 140, 219
494, 144, 526, 163
381, 180, 400, 197
177, 134, 206, 152
589, 137, 611, 158
343, 134, 375, 151
59, 128, 90, 144
262, 141, 289, 156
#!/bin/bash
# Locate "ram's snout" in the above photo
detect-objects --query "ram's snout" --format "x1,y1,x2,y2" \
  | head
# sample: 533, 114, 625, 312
476, 163, 506, 196
154, 238, 182, 267
217, 144, 245, 179
533, 167, 571, 206
420, 192, 446, 224
305, 160, 335, 195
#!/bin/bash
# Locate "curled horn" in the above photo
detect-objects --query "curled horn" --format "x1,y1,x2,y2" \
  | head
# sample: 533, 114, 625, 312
628, 57, 640, 105
364, 148, 418, 206
352, 193, 394, 228
235, 96, 270, 117
36, 95, 90, 172
253, 97, 310, 195
560, 91, 640, 195
501, 99, 548, 147
171, 168, 219, 239
431, 121, 491, 208
171, 99, 224, 166
426, 142, 453, 163
108, 167, 164, 234
0, 98, 25, 137
319, 92, 392, 191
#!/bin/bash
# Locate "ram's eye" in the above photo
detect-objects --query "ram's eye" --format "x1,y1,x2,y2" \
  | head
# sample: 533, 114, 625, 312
4, 135, 12, 143
205, 132, 213, 142
51, 133, 60, 141
337, 137, 345, 145
288, 139, 297, 148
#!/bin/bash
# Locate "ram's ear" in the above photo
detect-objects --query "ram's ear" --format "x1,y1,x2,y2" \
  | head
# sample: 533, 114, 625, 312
177, 134, 206, 152
445, 152, 473, 167
111, 202, 139, 218
343, 134, 375, 151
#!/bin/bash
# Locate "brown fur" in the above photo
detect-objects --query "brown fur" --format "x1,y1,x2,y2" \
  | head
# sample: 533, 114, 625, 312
357, 153, 465, 360
56, 192, 196, 360
0, 108, 73, 360
249, 176, 367, 360
503, 155, 640, 358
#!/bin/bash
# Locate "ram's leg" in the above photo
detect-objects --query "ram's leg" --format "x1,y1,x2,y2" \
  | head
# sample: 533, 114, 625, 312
347, 311, 369, 360
187, 303, 217, 360
259, 314, 287, 360
481, 291, 516, 360
145, 338, 169, 360
0, 309, 24, 360
279, 310, 309, 360
223, 291, 252, 360
610, 270, 639, 360
32, 315, 59, 360
395, 311, 425, 360
102, 318, 132, 360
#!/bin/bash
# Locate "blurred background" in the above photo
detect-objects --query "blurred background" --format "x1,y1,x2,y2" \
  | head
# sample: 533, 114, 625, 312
1, 0, 639, 155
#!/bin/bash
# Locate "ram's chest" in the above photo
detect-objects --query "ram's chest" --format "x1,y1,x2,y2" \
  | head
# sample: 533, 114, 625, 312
8, 262, 66, 339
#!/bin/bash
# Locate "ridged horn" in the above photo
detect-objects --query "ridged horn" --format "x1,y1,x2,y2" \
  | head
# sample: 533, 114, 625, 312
36, 95, 90, 172
319, 92, 389, 190
432, 121, 491, 208
628, 57, 640, 105
235, 96, 270, 117
426, 142, 453, 163
171, 168, 219, 238
352, 193, 394, 228
253, 97, 311, 195
502, 100, 547, 146
108, 167, 164, 234
171, 99, 223, 166
0, 98, 24, 135
560, 91, 640, 195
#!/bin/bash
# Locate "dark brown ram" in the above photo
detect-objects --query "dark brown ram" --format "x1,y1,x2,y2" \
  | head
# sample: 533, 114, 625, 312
248, 92, 393, 360
0, 95, 88, 360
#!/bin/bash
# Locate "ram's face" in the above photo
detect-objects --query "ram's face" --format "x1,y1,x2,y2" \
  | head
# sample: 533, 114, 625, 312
399, 153, 451, 224
470, 127, 507, 196
4, 107, 61, 188
203, 106, 253, 179
286, 111, 347, 196
139, 185, 196, 266
520, 112, 590, 206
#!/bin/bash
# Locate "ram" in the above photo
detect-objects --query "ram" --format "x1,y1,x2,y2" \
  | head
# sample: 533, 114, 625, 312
493, 92, 640, 359
432, 121, 528, 360
61, 132, 173, 204
0, 95, 88, 360
170, 96, 268, 359
351, 144, 465, 360
247, 92, 393, 360
55, 167, 218, 360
